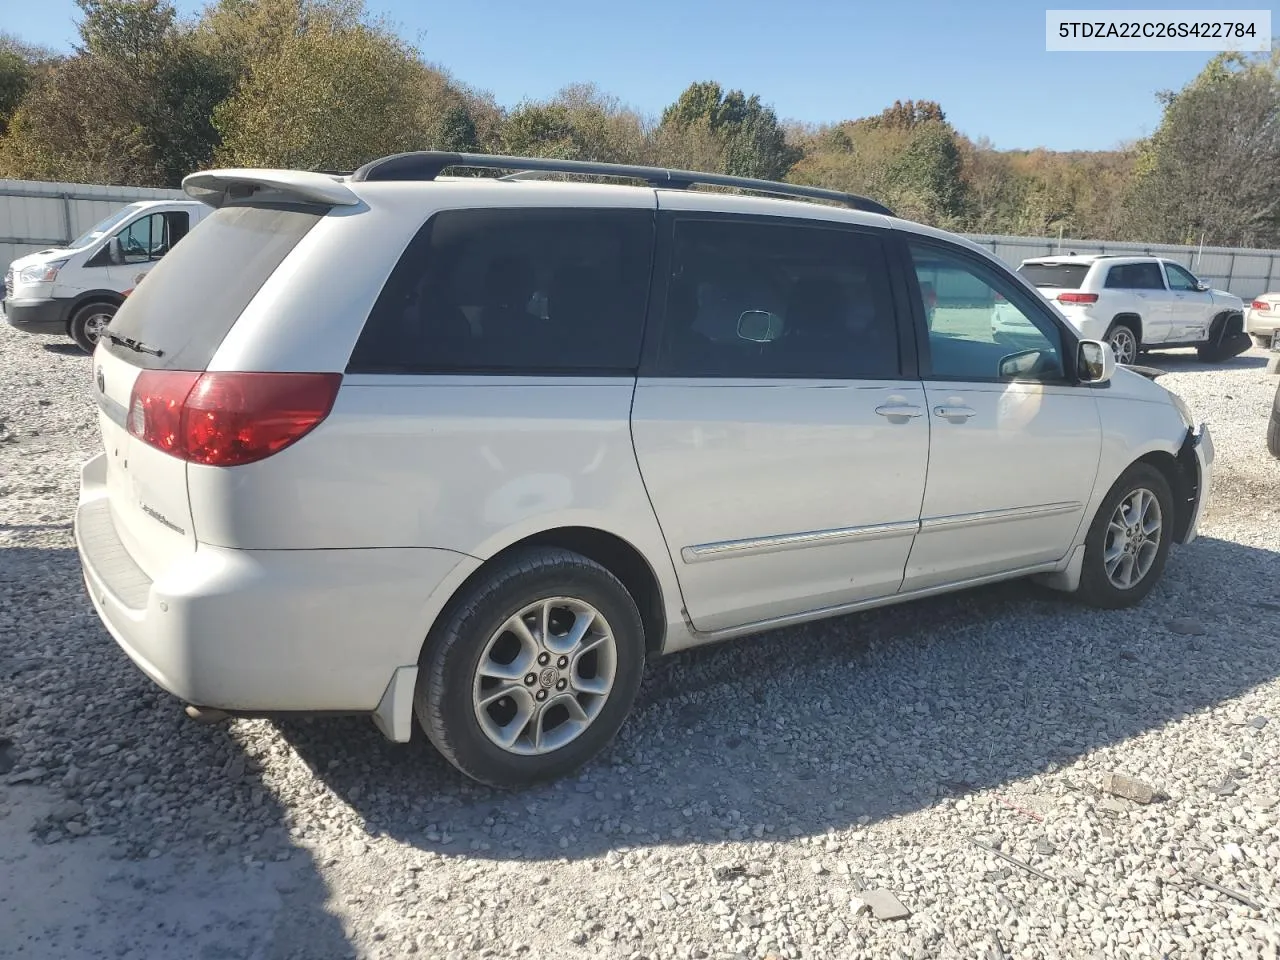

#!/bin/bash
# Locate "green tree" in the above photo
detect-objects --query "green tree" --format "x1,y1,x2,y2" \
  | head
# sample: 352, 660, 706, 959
501, 84, 644, 163
658, 81, 799, 179
213, 18, 430, 170
0, 0, 228, 185
1127, 50, 1280, 246
432, 103, 478, 152
0, 33, 55, 137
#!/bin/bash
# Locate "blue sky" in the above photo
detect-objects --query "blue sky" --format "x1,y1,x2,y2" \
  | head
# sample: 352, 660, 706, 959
6, 0, 1274, 151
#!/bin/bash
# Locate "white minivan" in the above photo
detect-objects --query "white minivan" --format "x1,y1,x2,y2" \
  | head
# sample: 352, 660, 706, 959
75, 153, 1214, 787
4, 199, 210, 352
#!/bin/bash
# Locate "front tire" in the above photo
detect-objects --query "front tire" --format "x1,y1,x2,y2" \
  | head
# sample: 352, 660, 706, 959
415, 547, 646, 788
1106, 322, 1140, 365
1076, 463, 1174, 609
69, 302, 117, 353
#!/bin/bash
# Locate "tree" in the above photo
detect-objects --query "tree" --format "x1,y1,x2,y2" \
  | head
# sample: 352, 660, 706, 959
0, 33, 55, 137
501, 84, 644, 163
658, 81, 800, 179
432, 103, 478, 153
1127, 51, 1280, 247
0, 0, 228, 185
213, 18, 430, 170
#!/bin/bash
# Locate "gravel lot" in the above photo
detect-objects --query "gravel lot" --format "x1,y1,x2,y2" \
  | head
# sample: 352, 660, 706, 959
2, 320, 1279, 960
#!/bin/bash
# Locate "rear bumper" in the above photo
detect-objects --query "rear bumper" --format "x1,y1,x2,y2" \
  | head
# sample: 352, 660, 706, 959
1245, 309, 1279, 335
74, 452, 476, 714
3, 297, 69, 334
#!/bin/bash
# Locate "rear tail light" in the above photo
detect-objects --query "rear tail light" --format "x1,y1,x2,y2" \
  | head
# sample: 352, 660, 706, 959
1057, 292, 1099, 304
1253, 300, 1269, 311
128, 371, 341, 466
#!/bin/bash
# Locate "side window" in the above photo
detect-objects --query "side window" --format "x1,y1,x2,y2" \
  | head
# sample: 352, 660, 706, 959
349, 208, 653, 374
656, 218, 899, 379
910, 242, 1064, 382
1166, 263, 1199, 291
115, 214, 170, 265
163, 211, 190, 249
1105, 262, 1165, 290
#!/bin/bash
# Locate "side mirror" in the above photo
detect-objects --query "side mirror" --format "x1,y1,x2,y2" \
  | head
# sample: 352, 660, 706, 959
1194, 281, 1210, 292
110, 236, 125, 266
998, 349, 1047, 379
1078, 339, 1116, 384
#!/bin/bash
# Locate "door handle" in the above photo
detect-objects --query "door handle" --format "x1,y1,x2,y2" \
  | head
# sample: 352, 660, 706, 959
874, 403, 923, 423
934, 405, 977, 422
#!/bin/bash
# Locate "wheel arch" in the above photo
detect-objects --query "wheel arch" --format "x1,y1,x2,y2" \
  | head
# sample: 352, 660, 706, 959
1132, 446, 1196, 543
1108, 312, 1143, 342
432, 527, 668, 659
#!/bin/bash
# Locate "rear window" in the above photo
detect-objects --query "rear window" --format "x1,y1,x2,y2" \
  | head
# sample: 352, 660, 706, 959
1017, 263, 1091, 289
101, 203, 324, 370
347, 207, 654, 375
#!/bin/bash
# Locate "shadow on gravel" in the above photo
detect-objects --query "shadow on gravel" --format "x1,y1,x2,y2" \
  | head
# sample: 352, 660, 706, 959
4, 533, 1279, 954
39, 343, 86, 356
0, 546, 352, 960
1139, 349, 1270, 373
276, 534, 1280, 864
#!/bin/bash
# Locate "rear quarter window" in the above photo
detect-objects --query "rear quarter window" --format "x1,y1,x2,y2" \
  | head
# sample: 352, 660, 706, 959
347, 207, 654, 375
1017, 263, 1091, 289
101, 203, 325, 370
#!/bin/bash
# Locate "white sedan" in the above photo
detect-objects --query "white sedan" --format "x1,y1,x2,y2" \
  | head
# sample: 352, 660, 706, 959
1246, 292, 1280, 347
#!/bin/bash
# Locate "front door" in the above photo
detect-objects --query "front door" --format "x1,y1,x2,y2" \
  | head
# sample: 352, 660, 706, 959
1164, 262, 1213, 342
631, 211, 929, 633
902, 240, 1103, 591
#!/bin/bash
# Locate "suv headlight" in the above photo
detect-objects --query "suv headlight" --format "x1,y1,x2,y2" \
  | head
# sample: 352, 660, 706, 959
18, 259, 68, 284
1170, 392, 1196, 429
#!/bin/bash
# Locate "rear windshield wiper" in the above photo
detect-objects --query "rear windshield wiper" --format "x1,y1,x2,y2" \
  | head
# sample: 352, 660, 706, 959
106, 333, 165, 358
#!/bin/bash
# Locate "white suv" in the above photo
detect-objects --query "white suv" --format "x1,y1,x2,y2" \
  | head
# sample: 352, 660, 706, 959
992, 254, 1248, 365
75, 153, 1214, 787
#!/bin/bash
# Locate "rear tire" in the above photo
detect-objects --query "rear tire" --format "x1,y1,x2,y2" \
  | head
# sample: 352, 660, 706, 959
415, 547, 646, 788
1076, 463, 1174, 609
1268, 405, 1280, 460
1106, 322, 1139, 365
69, 301, 117, 353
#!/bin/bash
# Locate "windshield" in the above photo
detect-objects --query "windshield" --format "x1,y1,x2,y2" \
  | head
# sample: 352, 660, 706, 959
67, 205, 141, 250
1017, 262, 1091, 289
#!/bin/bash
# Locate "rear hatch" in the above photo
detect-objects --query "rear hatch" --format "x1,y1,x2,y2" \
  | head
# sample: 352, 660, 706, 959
93, 203, 328, 580
1016, 261, 1092, 302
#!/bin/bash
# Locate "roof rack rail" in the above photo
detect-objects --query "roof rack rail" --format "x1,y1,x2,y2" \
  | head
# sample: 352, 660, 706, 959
349, 151, 895, 217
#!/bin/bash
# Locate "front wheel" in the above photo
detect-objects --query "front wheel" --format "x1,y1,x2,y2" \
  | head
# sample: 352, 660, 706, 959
415, 547, 646, 788
1076, 463, 1174, 609
69, 302, 117, 353
1106, 323, 1139, 365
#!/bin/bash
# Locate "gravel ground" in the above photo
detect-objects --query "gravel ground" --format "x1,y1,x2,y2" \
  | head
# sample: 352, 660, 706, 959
2, 321, 1279, 960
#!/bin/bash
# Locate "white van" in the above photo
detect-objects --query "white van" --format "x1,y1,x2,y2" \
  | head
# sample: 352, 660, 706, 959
74, 153, 1213, 787
3, 199, 210, 352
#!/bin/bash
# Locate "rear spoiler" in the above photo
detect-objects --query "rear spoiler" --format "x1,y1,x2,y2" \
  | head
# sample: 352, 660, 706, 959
182, 169, 359, 209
